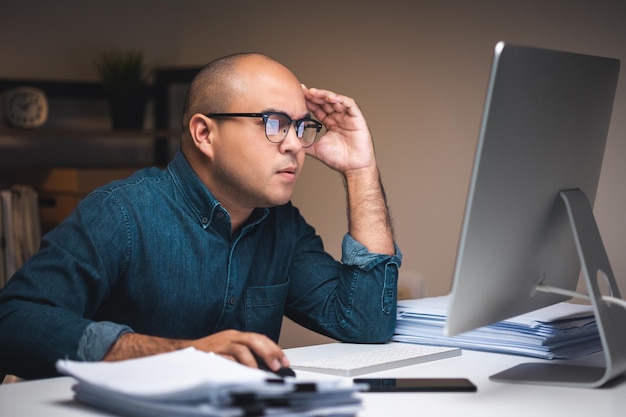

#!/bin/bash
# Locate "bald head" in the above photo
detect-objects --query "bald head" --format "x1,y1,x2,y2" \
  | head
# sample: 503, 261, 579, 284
182, 53, 242, 129
180, 53, 302, 148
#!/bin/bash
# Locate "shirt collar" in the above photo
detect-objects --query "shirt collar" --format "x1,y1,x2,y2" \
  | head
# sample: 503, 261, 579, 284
167, 151, 269, 228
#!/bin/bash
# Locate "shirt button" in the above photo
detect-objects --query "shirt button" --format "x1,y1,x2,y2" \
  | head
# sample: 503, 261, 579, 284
229, 297, 237, 305
201, 216, 209, 224
216, 212, 225, 220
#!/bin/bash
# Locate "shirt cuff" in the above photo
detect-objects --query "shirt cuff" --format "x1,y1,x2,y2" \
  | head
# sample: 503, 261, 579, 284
76, 321, 134, 362
340, 233, 402, 270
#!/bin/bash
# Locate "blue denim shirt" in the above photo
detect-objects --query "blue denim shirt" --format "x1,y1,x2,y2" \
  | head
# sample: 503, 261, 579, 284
0, 151, 402, 379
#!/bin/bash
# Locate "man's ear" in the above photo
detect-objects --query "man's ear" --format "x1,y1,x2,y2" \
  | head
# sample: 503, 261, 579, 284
188, 114, 215, 159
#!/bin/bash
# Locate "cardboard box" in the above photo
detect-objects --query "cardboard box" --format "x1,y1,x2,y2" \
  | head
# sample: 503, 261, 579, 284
18, 167, 137, 196
17, 167, 138, 231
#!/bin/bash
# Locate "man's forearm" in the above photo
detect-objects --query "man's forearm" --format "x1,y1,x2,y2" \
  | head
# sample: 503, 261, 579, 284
343, 165, 395, 255
102, 330, 290, 371
103, 332, 190, 361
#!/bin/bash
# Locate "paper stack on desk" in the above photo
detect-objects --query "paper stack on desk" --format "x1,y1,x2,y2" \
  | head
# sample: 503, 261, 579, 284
56, 347, 362, 417
392, 296, 601, 360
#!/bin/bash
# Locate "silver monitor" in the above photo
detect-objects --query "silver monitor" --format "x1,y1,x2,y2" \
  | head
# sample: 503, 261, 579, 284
445, 42, 625, 387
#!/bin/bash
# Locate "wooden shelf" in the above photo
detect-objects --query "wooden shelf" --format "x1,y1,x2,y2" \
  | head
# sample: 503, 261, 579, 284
0, 67, 200, 168
0, 78, 106, 99
0, 129, 179, 168
0, 127, 177, 139
0, 131, 178, 171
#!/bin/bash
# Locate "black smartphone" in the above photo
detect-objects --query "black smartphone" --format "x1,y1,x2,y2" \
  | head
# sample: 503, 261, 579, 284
353, 378, 477, 392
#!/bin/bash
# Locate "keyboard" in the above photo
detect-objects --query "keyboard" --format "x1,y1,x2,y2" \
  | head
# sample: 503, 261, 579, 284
290, 343, 461, 376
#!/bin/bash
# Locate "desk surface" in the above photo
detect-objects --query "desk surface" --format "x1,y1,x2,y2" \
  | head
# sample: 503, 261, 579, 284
2, 343, 625, 417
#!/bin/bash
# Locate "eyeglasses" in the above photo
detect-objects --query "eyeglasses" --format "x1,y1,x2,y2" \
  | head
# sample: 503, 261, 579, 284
206, 112, 323, 148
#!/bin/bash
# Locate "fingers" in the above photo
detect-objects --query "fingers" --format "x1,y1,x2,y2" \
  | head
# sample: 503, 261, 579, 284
255, 336, 291, 369
193, 330, 289, 372
235, 332, 289, 370
302, 84, 361, 123
301, 84, 374, 173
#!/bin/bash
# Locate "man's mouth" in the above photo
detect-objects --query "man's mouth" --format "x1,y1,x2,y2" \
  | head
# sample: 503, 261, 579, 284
277, 165, 298, 179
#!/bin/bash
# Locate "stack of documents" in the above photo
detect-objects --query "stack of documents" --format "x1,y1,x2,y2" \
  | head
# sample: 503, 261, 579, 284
57, 348, 362, 417
392, 296, 601, 360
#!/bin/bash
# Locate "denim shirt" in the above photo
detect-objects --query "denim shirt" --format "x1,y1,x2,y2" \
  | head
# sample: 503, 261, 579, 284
0, 151, 402, 379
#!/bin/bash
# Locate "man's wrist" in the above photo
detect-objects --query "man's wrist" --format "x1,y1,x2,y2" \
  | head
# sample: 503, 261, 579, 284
342, 164, 379, 187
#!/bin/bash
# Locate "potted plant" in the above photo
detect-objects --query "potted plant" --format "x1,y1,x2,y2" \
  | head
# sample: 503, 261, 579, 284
95, 50, 150, 130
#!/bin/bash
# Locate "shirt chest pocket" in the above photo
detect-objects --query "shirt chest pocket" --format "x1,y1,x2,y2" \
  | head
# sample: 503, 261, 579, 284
244, 279, 290, 342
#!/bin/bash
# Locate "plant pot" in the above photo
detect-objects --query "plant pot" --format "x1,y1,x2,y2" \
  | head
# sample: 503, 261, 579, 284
106, 93, 147, 130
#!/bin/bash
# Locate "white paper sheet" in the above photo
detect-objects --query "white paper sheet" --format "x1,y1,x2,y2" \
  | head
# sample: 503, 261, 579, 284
56, 348, 362, 417
393, 296, 600, 359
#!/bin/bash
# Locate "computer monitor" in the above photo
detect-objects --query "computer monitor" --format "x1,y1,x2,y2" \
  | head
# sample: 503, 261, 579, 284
445, 42, 626, 387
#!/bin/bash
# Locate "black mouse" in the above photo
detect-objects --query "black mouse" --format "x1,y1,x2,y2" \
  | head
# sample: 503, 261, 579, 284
253, 353, 296, 378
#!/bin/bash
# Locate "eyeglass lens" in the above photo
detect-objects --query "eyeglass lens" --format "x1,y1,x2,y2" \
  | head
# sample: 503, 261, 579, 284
265, 113, 318, 147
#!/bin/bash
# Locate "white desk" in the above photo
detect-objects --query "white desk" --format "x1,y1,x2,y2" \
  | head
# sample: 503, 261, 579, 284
2, 343, 625, 417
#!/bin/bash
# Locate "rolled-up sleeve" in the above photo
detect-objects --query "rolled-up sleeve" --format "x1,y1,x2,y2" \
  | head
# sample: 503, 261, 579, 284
286, 227, 402, 344
341, 233, 402, 315
76, 322, 134, 361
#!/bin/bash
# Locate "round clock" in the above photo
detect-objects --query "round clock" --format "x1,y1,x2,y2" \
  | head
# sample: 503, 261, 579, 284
2, 87, 49, 128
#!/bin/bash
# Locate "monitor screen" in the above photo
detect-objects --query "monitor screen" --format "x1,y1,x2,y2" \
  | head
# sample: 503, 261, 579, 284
444, 42, 624, 387
445, 42, 619, 337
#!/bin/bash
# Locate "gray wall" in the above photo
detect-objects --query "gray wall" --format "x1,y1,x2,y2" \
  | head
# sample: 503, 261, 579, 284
2, 0, 625, 346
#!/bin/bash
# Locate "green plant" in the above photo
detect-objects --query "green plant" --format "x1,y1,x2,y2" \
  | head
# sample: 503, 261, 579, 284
95, 50, 149, 95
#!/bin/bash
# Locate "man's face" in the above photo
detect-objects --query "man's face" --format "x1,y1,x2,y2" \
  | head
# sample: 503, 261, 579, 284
208, 59, 308, 213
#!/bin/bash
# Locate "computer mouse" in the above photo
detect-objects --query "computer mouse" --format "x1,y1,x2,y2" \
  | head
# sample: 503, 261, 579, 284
253, 353, 296, 378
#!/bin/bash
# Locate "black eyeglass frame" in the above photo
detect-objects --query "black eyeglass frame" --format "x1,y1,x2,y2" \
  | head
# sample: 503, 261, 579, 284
205, 112, 323, 148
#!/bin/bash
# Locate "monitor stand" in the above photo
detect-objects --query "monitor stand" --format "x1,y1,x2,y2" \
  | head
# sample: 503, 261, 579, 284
490, 189, 626, 388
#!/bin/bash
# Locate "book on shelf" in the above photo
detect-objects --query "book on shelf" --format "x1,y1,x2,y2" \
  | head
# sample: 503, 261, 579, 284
1, 185, 41, 287
0, 196, 4, 285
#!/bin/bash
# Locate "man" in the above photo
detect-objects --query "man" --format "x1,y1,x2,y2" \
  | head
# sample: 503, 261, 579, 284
0, 53, 401, 380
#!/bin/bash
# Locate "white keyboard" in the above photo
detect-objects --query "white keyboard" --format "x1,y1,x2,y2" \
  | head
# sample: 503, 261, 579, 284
290, 343, 461, 376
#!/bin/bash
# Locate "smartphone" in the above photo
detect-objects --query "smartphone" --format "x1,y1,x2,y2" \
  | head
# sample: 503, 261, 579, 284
353, 378, 477, 392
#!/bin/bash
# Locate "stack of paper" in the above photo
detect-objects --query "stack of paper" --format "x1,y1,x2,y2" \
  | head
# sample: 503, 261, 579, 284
57, 348, 362, 417
392, 296, 601, 360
